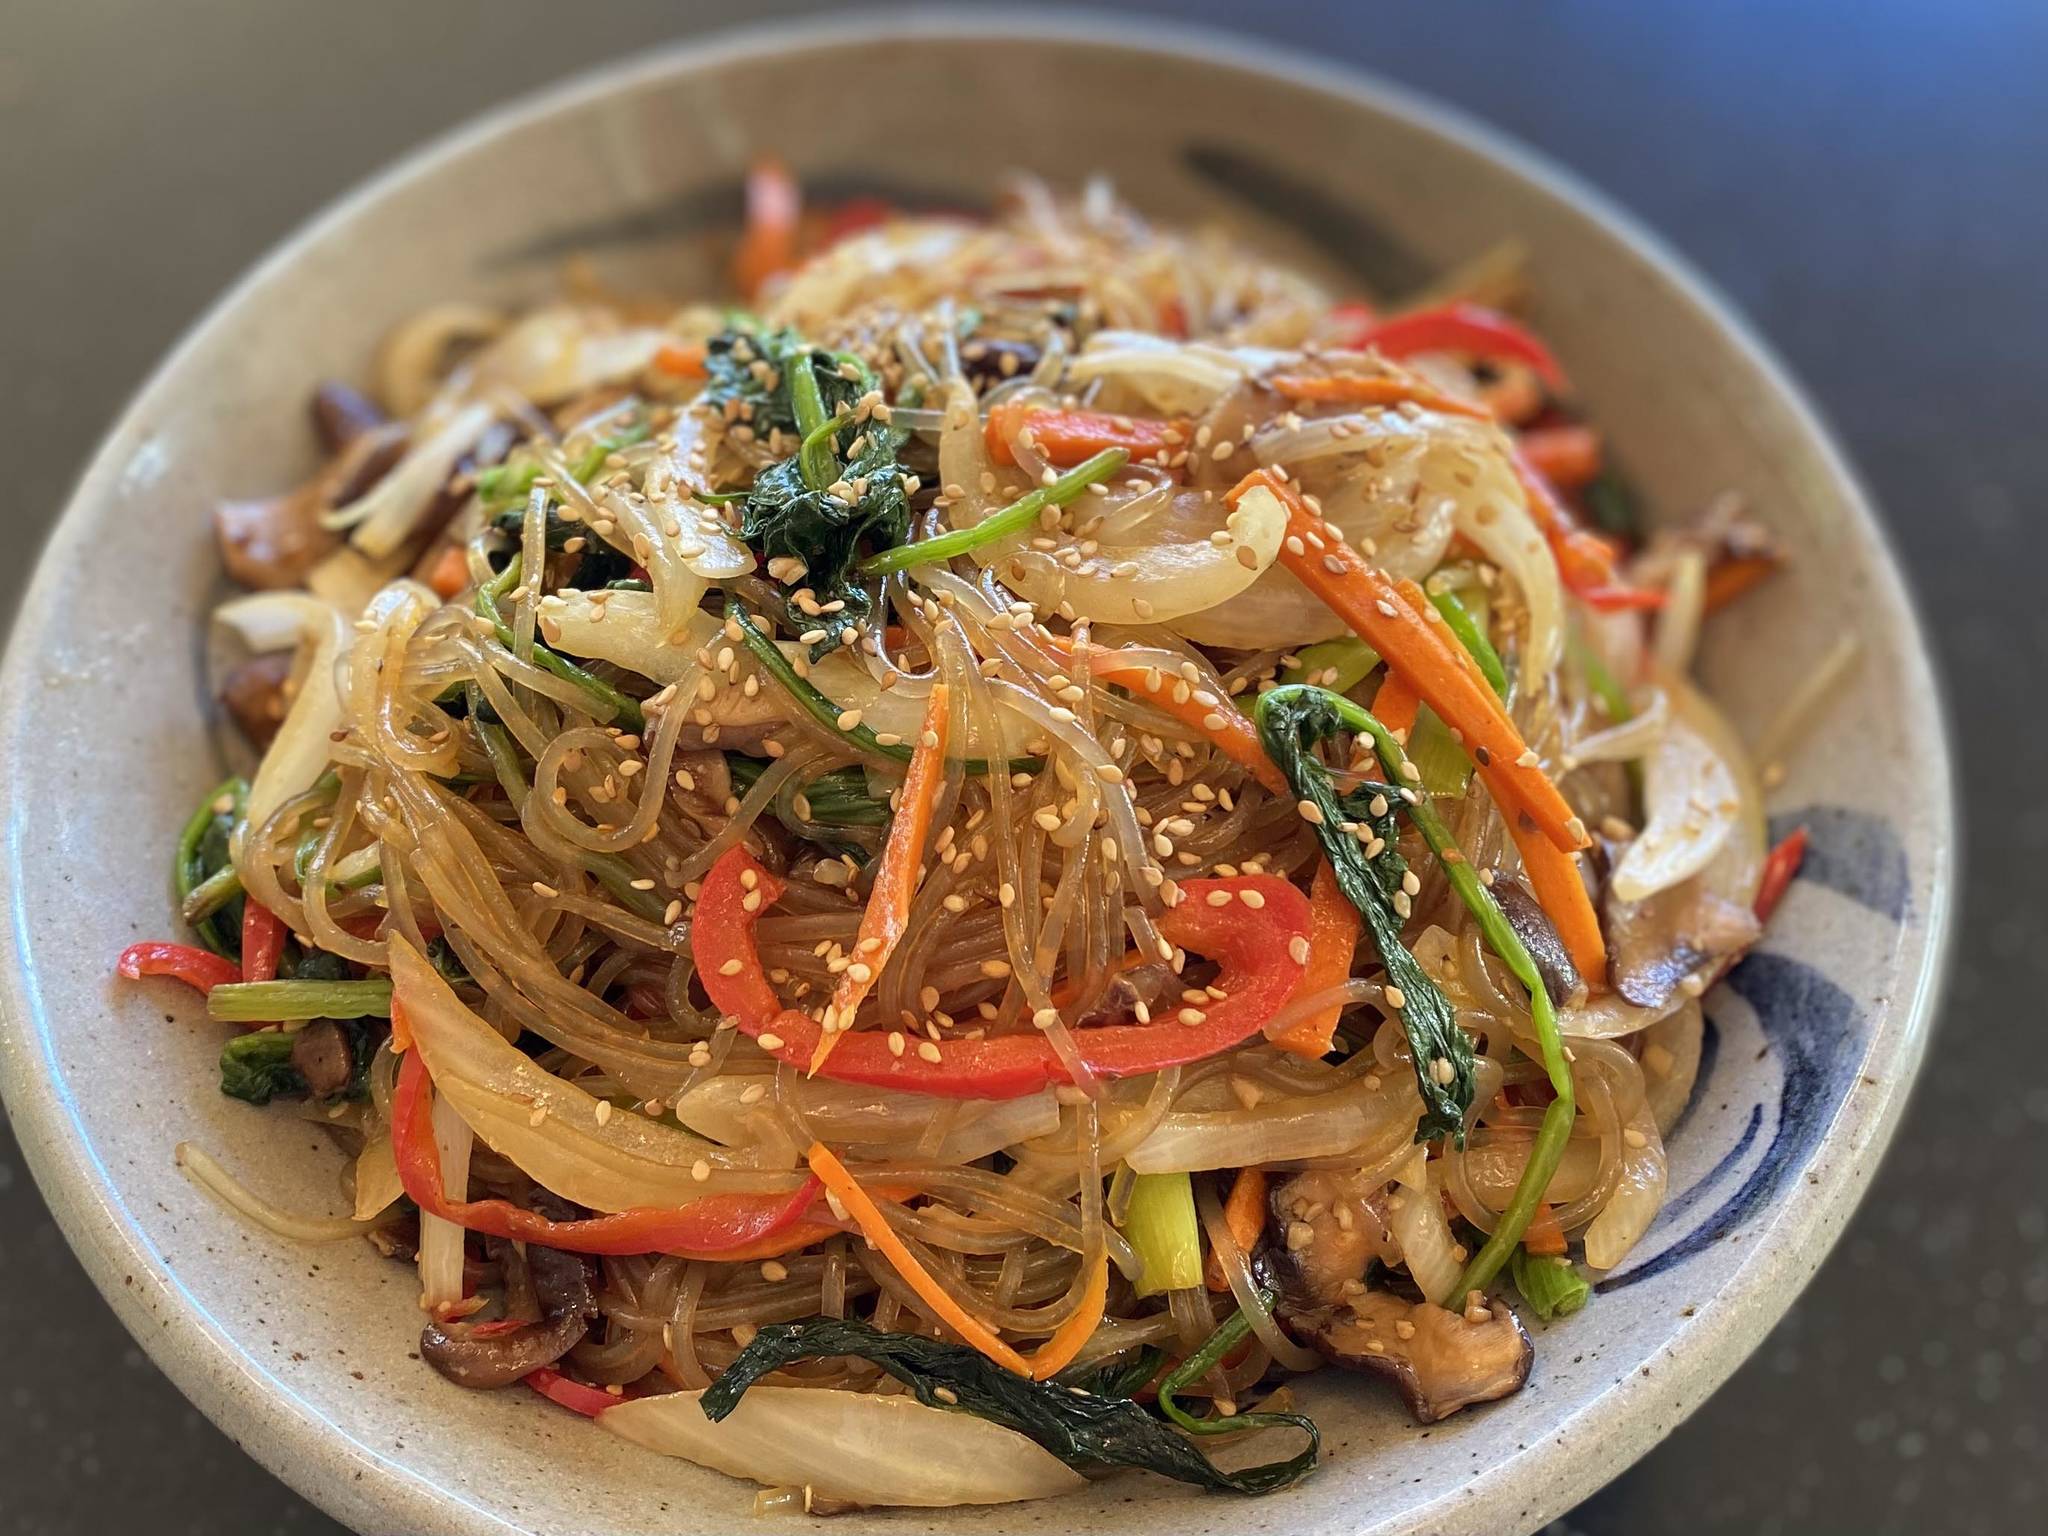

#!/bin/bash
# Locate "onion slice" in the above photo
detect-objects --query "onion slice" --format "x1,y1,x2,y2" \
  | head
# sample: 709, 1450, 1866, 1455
214, 590, 350, 840
388, 936, 782, 1212
599, 1387, 1086, 1507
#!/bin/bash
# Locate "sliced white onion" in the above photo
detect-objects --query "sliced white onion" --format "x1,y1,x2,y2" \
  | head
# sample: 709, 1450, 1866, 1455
1610, 677, 1748, 903
539, 591, 718, 683
418, 1091, 472, 1311
1583, 1099, 1668, 1270
766, 221, 981, 335
1449, 430, 1561, 693
214, 590, 350, 839
1388, 1149, 1462, 1307
388, 936, 784, 1212
351, 1134, 404, 1222
324, 400, 495, 555
601, 1387, 1085, 1507
472, 306, 669, 404
1640, 1000, 1705, 1138
1064, 331, 1283, 416
376, 302, 505, 417
674, 1074, 1059, 1166
1125, 1069, 1419, 1174
1564, 688, 1669, 768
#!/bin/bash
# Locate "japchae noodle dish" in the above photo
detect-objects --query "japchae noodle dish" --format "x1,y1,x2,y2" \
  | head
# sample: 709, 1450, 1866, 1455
123, 167, 1810, 1510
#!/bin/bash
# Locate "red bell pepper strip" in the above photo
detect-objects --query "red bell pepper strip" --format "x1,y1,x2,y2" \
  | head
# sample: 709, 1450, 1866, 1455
692, 849, 1312, 1100
241, 901, 287, 983
524, 1365, 620, 1418
1360, 302, 1569, 393
1516, 423, 1603, 489
822, 195, 893, 246
1754, 827, 1809, 923
117, 942, 242, 996
389, 1042, 825, 1258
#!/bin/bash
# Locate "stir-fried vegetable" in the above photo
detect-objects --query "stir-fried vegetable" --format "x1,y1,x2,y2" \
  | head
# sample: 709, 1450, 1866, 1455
702, 1315, 1319, 1494
1510, 1247, 1592, 1321
695, 849, 1312, 1099
811, 684, 949, 1073
863, 448, 1126, 576
175, 776, 247, 957
1254, 685, 1476, 1141
1123, 1171, 1204, 1296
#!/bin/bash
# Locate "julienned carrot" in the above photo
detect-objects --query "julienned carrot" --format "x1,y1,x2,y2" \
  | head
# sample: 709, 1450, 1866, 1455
1057, 639, 1284, 793
1368, 666, 1423, 740
809, 684, 951, 1074
1268, 860, 1360, 1061
732, 156, 799, 299
1516, 424, 1602, 489
1231, 468, 1588, 854
1522, 1202, 1568, 1258
1408, 595, 1609, 989
1704, 553, 1780, 613
425, 543, 469, 599
985, 399, 1183, 470
1267, 373, 1493, 420
653, 341, 708, 380
1204, 1167, 1272, 1292
1028, 1254, 1110, 1379
806, 1141, 1032, 1376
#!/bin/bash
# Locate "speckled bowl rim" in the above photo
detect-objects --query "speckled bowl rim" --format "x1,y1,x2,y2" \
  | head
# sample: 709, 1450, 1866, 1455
0, 8, 1954, 1534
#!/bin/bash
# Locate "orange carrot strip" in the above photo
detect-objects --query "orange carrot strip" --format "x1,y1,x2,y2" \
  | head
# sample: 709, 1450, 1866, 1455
653, 341, 707, 379
806, 1141, 1031, 1375
1369, 669, 1423, 740
1027, 1254, 1110, 1379
1204, 1168, 1272, 1292
1509, 448, 1633, 595
1267, 373, 1493, 420
1411, 591, 1609, 989
424, 544, 469, 600
1053, 638, 1284, 794
1268, 860, 1361, 1060
1522, 1202, 1568, 1257
985, 399, 1183, 470
1233, 468, 1587, 853
1703, 553, 1779, 613
1516, 424, 1602, 489
809, 684, 950, 1074
732, 156, 799, 299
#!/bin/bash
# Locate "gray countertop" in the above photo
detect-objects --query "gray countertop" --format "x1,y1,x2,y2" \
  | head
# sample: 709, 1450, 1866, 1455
2, 2, 2042, 1531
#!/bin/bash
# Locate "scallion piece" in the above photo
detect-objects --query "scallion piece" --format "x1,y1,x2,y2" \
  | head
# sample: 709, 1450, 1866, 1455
1122, 1171, 1203, 1297
1510, 1246, 1592, 1321
860, 448, 1127, 577
1277, 636, 1379, 693
206, 979, 394, 1023
1153, 1286, 1322, 1492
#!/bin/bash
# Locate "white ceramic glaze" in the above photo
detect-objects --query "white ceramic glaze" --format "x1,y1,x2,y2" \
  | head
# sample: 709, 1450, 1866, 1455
0, 11, 1952, 1535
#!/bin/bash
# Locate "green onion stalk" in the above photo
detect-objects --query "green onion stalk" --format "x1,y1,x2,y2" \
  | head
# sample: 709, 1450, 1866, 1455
860, 448, 1128, 577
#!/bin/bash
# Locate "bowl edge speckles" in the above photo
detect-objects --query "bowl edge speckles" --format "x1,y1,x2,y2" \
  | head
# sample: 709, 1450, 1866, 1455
0, 10, 1953, 1536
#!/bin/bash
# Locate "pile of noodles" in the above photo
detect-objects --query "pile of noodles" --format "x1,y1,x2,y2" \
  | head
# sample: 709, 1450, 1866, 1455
187, 178, 1783, 1483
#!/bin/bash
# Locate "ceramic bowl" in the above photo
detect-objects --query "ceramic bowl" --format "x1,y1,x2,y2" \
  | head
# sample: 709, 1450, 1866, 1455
0, 11, 1952, 1534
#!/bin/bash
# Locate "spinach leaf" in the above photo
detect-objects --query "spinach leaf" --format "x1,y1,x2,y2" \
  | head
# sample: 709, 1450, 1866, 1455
709, 325, 915, 655
703, 1317, 1317, 1495
218, 1031, 301, 1106
727, 755, 889, 828
176, 776, 247, 959
1254, 684, 1477, 1143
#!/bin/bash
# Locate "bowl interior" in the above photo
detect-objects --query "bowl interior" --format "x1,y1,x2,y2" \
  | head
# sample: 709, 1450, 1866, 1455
0, 16, 1949, 1536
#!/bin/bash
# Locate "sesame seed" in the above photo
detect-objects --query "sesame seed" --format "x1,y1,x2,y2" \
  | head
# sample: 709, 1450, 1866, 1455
1385, 984, 1407, 1010
757, 1033, 784, 1051
1624, 1126, 1650, 1149
530, 881, 559, 898
1297, 799, 1326, 825
917, 1041, 943, 1063
691, 1159, 711, 1182
1239, 889, 1266, 909
760, 1260, 790, 1282
1289, 935, 1311, 964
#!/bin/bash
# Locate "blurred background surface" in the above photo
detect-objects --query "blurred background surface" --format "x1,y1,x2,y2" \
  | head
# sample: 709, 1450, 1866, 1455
1, 3, 2041, 1532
